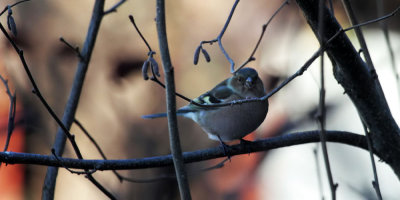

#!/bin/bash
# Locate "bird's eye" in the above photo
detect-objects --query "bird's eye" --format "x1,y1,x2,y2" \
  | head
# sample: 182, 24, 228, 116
237, 77, 244, 83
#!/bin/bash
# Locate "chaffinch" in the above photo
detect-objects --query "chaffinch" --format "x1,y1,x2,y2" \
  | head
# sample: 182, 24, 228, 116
142, 67, 268, 143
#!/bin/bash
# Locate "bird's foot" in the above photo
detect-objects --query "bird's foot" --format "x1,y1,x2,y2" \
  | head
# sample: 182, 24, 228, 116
218, 136, 232, 161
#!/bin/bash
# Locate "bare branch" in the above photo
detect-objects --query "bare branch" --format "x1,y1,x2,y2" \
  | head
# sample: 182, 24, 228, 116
155, 0, 191, 199
0, 1, 113, 197
59, 37, 82, 59
129, 15, 153, 52
0, 21, 84, 160
195, 0, 240, 73
117, 158, 229, 183
237, 0, 289, 72
51, 149, 96, 175
0, 75, 16, 153
296, 0, 400, 180
361, 121, 383, 200
0, 0, 30, 16
317, 1, 337, 199
74, 119, 123, 182
0, 131, 369, 170
313, 146, 325, 200
184, 5, 400, 108
128, 15, 161, 81
342, 1, 383, 198
342, 6, 400, 32
103, 0, 126, 15
42, 0, 117, 199
142, 4, 400, 122
376, 0, 399, 101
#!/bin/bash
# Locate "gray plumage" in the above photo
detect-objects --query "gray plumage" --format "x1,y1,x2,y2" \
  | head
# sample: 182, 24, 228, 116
142, 67, 269, 142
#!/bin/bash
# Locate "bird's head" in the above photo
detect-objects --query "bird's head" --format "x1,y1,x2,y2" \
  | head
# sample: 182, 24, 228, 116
229, 67, 265, 97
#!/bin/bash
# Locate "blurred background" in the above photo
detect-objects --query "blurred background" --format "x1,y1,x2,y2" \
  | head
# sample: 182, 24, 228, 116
0, 0, 400, 199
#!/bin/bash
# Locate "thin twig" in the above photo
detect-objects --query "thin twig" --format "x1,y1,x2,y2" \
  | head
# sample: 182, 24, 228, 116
117, 173, 176, 183
0, 0, 30, 16
214, 0, 240, 73
151, 7, 400, 111
0, 75, 16, 152
119, 158, 229, 183
59, 37, 83, 59
73, 118, 123, 182
263, 26, 343, 100
328, 0, 334, 13
1, 1, 111, 197
86, 175, 116, 200
313, 146, 325, 200
129, 14, 189, 101
51, 149, 116, 200
237, 0, 289, 72
103, 0, 126, 15
129, 15, 152, 52
148, 11, 394, 110
342, 6, 400, 31
376, 0, 400, 112
376, 0, 397, 74
341, 1, 383, 198
297, 0, 400, 179
156, 0, 191, 199
150, 75, 193, 103
145, 5, 400, 113
361, 121, 383, 199
317, 1, 337, 199
51, 149, 97, 175
204, 6, 400, 107
196, 0, 240, 73
129, 15, 160, 81
172, 6, 400, 109
341, 0, 376, 71
0, 22, 84, 159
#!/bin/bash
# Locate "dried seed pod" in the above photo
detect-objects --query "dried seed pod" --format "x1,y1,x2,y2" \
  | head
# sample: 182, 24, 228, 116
201, 48, 210, 62
7, 5, 12, 15
141, 60, 150, 80
149, 57, 160, 77
7, 15, 17, 36
193, 46, 201, 65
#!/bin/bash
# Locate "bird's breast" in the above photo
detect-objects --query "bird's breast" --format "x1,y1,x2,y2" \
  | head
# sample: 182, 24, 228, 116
197, 100, 268, 142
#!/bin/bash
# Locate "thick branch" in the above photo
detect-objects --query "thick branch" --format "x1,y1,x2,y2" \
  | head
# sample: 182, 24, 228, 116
0, 131, 368, 170
155, 0, 191, 199
295, 0, 400, 179
42, 0, 106, 199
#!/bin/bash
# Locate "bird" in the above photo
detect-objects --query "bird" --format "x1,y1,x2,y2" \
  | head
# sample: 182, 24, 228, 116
142, 67, 269, 144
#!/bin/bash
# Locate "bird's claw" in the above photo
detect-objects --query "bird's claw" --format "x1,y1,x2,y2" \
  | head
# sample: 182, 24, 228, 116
218, 135, 232, 161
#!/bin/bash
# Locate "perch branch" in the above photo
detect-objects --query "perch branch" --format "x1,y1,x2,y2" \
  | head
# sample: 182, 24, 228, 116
0, 131, 370, 170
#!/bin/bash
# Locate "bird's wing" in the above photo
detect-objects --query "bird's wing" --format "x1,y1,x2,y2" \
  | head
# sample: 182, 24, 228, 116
193, 84, 234, 106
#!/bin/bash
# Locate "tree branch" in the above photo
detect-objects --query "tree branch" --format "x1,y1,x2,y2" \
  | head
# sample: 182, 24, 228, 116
103, 0, 126, 15
42, 0, 117, 199
0, 131, 368, 170
155, 0, 191, 199
0, 75, 16, 153
295, 0, 400, 179
195, 0, 239, 73
317, 1, 337, 198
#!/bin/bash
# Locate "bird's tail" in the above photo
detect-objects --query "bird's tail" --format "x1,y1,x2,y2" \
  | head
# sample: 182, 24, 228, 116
142, 112, 168, 119
142, 108, 197, 119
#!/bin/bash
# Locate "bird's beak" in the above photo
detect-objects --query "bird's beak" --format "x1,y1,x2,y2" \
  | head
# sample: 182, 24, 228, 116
245, 77, 253, 88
